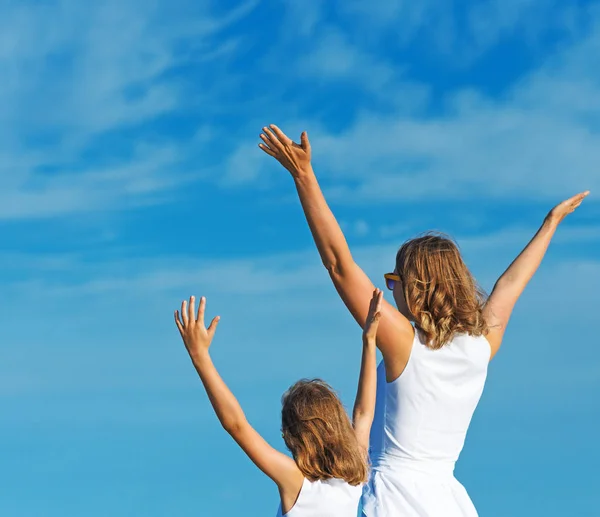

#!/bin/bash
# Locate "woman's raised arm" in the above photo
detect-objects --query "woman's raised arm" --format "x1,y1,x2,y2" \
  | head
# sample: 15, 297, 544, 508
259, 125, 414, 377
484, 191, 589, 358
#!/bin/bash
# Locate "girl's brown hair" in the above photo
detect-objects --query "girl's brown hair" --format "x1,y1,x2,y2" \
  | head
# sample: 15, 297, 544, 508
396, 232, 488, 349
281, 379, 368, 486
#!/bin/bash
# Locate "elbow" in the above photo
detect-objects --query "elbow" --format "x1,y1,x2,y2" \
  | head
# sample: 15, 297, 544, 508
221, 418, 245, 436
492, 275, 523, 299
324, 258, 351, 279
324, 260, 340, 277
353, 408, 375, 426
496, 273, 515, 287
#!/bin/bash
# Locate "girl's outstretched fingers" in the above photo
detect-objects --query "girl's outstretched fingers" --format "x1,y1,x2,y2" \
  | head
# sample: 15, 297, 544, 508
207, 315, 221, 340
364, 289, 383, 341
181, 299, 189, 326
189, 296, 196, 324
174, 310, 184, 335
175, 296, 220, 360
197, 296, 206, 325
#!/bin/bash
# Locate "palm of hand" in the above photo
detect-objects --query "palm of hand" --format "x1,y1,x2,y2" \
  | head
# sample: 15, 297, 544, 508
175, 296, 220, 359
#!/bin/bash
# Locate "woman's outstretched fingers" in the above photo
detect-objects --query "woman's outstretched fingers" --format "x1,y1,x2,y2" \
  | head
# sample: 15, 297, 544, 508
549, 190, 590, 224
300, 131, 310, 152
259, 133, 272, 146
258, 142, 276, 156
573, 191, 590, 207
262, 127, 281, 149
259, 132, 277, 156
572, 190, 589, 202
269, 124, 291, 145
566, 191, 588, 207
258, 123, 312, 176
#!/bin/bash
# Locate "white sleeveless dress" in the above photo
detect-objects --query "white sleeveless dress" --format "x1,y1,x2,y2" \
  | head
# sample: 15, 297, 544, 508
275, 477, 363, 517
362, 329, 490, 517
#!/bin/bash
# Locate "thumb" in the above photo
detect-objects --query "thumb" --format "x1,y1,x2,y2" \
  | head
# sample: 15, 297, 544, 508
207, 316, 220, 337
301, 131, 310, 152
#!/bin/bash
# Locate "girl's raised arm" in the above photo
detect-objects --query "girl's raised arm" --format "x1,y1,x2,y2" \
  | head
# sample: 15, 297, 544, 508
175, 296, 303, 510
484, 191, 589, 358
353, 289, 383, 451
259, 125, 414, 378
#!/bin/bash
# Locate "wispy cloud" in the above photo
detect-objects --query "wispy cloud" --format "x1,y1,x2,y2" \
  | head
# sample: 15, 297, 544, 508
1, 3, 598, 516
1, 225, 597, 410
225, 5, 600, 202
2, 221, 598, 299
339, 0, 588, 64
0, 0, 256, 219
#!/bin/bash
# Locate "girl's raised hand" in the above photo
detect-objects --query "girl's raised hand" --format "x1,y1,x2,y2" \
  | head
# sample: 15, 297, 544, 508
363, 289, 383, 343
175, 296, 220, 361
258, 124, 312, 177
547, 191, 590, 225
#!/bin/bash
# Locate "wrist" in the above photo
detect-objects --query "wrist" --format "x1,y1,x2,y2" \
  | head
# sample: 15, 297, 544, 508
543, 213, 560, 230
291, 164, 315, 182
190, 348, 211, 366
362, 335, 376, 347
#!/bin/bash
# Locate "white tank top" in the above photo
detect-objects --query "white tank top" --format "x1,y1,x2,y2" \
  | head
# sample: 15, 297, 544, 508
370, 329, 490, 475
275, 477, 363, 517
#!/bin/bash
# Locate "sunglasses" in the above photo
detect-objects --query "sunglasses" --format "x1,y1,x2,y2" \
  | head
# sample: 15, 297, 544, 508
384, 273, 401, 290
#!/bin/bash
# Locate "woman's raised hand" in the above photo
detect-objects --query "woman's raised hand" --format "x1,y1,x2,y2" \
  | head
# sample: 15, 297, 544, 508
547, 191, 590, 226
258, 124, 311, 176
363, 289, 383, 344
175, 296, 220, 362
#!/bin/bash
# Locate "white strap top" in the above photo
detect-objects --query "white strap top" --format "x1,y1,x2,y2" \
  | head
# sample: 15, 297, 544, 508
370, 329, 490, 475
275, 477, 363, 517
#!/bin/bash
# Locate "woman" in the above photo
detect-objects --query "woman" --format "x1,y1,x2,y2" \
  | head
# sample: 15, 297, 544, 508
258, 124, 589, 517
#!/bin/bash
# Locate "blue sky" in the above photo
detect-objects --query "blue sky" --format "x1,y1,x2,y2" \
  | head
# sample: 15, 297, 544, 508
0, 0, 599, 515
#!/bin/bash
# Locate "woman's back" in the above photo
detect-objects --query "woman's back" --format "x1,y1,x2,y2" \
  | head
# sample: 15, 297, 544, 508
371, 330, 490, 474
363, 330, 490, 516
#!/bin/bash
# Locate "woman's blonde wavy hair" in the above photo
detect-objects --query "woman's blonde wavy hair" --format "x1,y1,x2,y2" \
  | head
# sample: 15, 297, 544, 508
281, 379, 368, 486
396, 232, 488, 349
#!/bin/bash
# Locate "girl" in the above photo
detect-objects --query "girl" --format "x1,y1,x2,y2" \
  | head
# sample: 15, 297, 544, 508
174, 289, 384, 516
258, 124, 589, 517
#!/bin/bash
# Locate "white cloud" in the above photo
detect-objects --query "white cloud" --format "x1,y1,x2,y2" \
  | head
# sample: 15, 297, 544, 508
215, 3, 600, 203
1, 223, 597, 412
0, 0, 256, 219
241, 9, 600, 203
354, 219, 370, 236
298, 27, 395, 88
279, 0, 325, 38
339, 0, 585, 64
2, 220, 597, 299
